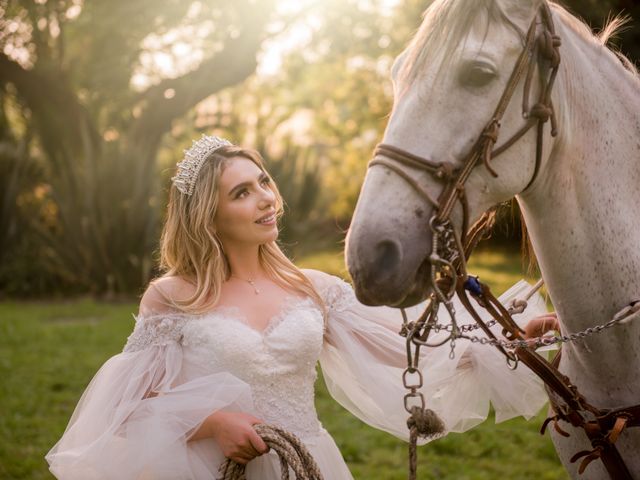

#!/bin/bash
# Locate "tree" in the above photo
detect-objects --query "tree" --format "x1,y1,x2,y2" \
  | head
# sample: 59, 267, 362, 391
0, 0, 275, 294
192, 0, 427, 223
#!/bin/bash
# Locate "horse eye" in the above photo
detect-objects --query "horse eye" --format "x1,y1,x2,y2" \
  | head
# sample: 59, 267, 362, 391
458, 62, 498, 88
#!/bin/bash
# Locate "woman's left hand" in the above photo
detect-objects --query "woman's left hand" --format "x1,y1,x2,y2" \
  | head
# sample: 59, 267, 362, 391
524, 312, 559, 340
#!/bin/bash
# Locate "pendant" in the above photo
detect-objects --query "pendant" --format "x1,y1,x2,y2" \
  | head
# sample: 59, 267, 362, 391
247, 280, 260, 295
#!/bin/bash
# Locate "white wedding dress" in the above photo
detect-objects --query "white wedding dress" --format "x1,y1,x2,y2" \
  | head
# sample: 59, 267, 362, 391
46, 270, 550, 479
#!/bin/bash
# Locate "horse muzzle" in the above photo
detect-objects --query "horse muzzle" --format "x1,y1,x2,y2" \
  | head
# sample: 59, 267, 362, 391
346, 231, 432, 307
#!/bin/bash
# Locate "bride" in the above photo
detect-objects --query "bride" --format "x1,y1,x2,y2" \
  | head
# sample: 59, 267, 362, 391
46, 135, 558, 479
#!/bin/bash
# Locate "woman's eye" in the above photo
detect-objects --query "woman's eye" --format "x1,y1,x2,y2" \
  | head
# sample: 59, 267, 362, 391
458, 62, 498, 88
234, 178, 269, 199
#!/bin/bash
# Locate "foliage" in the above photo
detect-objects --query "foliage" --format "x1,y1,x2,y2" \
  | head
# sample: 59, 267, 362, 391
264, 141, 324, 247
0, 0, 277, 295
0, 87, 63, 296
189, 0, 429, 222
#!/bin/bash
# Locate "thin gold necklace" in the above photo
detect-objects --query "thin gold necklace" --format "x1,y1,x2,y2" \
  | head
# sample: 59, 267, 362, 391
231, 275, 260, 295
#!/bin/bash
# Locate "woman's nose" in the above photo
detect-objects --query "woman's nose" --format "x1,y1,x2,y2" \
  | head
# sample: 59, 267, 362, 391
259, 184, 275, 206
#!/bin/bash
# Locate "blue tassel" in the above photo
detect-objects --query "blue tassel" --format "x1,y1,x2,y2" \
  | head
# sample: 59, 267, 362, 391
464, 276, 483, 296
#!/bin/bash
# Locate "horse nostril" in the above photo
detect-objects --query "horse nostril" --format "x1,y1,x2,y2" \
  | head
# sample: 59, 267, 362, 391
374, 239, 403, 278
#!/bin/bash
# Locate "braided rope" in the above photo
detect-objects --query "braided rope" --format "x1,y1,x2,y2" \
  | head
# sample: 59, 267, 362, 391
217, 424, 324, 480
407, 406, 446, 480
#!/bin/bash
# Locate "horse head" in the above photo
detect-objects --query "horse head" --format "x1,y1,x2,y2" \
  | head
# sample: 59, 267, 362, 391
346, 0, 562, 306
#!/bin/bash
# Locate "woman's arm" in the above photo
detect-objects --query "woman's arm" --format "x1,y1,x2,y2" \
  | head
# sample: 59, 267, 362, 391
139, 284, 269, 464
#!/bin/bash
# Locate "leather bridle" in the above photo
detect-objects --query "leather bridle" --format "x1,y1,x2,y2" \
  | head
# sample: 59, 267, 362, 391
370, 3, 560, 247
369, 3, 640, 479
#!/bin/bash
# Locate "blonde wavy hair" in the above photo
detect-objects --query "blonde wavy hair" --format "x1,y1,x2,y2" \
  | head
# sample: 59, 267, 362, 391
155, 144, 323, 314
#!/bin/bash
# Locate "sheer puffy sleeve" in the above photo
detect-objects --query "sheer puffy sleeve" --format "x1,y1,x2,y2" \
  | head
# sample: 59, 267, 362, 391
45, 311, 254, 480
304, 269, 549, 443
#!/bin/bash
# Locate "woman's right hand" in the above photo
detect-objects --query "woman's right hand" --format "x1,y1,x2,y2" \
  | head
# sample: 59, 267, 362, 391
206, 411, 269, 465
524, 312, 559, 343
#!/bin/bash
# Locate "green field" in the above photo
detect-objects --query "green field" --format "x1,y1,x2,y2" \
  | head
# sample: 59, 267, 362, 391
0, 249, 567, 479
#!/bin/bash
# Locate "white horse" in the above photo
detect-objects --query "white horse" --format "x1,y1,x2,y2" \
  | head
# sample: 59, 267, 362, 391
345, 0, 640, 478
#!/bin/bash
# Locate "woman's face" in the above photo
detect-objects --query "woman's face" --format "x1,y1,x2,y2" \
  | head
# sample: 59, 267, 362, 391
213, 156, 278, 248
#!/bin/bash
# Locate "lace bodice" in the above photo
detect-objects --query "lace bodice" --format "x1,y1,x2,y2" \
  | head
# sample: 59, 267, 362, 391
124, 296, 327, 440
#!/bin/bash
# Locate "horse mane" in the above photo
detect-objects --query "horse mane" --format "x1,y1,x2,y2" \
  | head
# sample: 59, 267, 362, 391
554, 8, 638, 78
399, 0, 639, 87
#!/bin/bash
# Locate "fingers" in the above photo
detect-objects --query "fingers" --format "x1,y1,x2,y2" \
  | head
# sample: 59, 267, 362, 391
524, 313, 560, 340
225, 428, 268, 465
248, 427, 269, 454
245, 416, 269, 454
226, 442, 261, 465
539, 314, 560, 333
230, 455, 252, 465
215, 413, 269, 465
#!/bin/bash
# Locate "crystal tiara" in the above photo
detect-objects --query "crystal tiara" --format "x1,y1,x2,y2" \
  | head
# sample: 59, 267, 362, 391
171, 135, 233, 196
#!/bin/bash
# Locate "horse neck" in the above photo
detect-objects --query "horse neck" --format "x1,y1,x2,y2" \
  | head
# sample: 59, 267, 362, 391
518, 16, 640, 402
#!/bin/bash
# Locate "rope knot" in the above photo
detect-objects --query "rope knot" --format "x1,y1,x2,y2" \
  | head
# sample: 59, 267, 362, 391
435, 161, 455, 180
436, 276, 454, 294
399, 321, 415, 338
406, 406, 446, 439
509, 299, 528, 315
529, 103, 553, 122
481, 120, 500, 144
538, 31, 561, 67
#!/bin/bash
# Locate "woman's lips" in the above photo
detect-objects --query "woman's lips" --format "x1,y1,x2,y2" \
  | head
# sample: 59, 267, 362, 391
255, 213, 276, 225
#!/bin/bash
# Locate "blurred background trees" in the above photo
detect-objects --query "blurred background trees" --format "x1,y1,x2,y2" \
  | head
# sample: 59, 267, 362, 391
1, 0, 277, 295
1, 0, 638, 298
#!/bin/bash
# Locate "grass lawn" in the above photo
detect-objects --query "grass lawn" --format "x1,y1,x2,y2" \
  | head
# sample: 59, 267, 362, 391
0, 248, 567, 479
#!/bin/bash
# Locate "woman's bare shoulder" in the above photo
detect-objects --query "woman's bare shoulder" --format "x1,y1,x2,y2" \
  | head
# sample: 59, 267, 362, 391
150, 275, 196, 294
139, 275, 196, 316
300, 268, 344, 289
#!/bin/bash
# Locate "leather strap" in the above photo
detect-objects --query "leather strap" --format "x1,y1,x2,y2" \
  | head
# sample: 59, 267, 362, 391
469, 281, 640, 479
544, 350, 640, 479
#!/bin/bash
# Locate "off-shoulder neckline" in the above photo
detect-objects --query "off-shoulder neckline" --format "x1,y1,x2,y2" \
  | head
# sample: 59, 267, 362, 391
210, 296, 318, 336
134, 295, 321, 337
